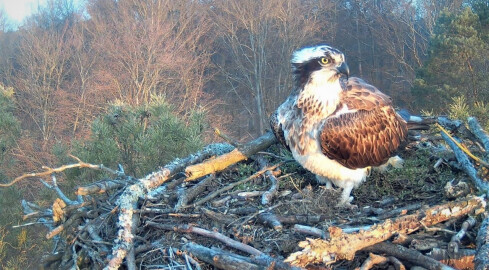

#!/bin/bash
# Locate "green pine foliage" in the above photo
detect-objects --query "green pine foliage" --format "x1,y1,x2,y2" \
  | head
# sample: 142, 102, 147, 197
0, 86, 42, 270
448, 95, 489, 129
412, 4, 489, 112
0, 85, 20, 180
65, 96, 205, 183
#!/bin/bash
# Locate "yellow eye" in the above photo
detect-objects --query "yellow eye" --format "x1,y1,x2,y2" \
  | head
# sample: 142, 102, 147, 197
320, 57, 329, 64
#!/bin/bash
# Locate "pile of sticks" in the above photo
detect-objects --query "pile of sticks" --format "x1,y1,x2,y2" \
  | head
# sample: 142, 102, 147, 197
9, 117, 489, 269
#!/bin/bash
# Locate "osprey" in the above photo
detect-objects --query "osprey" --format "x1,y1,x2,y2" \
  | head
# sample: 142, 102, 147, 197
270, 45, 408, 206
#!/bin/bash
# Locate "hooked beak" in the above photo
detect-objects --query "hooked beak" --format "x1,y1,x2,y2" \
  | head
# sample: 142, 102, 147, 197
336, 62, 350, 79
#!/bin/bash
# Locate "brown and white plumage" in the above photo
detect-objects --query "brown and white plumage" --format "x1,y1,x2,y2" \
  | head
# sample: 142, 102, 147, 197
270, 45, 408, 206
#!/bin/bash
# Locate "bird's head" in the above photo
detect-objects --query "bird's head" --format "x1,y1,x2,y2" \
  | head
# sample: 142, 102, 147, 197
291, 45, 349, 89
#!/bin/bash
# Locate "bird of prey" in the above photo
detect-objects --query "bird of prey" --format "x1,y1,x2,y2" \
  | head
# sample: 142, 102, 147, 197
270, 45, 408, 206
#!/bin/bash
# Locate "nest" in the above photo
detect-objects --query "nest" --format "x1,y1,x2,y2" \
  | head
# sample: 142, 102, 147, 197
13, 117, 489, 269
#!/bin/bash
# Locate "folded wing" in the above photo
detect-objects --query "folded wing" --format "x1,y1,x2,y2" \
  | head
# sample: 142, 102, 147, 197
320, 77, 408, 169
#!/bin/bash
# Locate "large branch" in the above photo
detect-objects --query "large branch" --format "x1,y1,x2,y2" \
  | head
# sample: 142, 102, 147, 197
183, 242, 300, 270
468, 117, 489, 152
104, 143, 234, 270
366, 242, 456, 270
285, 196, 486, 267
475, 216, 489, 270
185, 131, 277, 181
441, 132, 489, 195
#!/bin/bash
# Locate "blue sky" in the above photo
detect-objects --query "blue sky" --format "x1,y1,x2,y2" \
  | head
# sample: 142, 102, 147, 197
0, 0, 48, 26
0, 0, 85, 28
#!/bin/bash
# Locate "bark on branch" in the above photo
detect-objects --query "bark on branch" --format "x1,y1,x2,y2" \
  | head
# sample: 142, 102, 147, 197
185, 131, 277, 181
468, 117, 489, 152
285, 196, 486, 267
475, 215, 489, 270
441, 132, 489, 195
104, 143, 234, 270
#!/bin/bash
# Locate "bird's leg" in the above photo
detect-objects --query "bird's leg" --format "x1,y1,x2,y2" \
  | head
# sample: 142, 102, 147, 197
338, 183, 355, 207
375, 155, 404, 172
315, 175, 333, 189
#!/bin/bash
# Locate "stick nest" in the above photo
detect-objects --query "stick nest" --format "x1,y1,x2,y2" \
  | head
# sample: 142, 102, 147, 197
14, 117, 489, 270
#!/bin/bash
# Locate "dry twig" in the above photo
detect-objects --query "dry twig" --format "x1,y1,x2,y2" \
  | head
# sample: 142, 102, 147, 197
146, 222, 263, 256
0, 155, 118, 187
187, 161, 286, 209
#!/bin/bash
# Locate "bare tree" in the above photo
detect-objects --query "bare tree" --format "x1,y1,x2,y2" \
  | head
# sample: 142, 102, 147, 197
65, 20, 101, 137
211, 0, 330, 136
330, 0, 434, 108
14, 22, 71, 149
87, 0, 213, 111
417, 0, 465, 35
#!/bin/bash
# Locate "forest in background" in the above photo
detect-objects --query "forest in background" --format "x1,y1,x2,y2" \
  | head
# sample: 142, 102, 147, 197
0, 0, 488, 268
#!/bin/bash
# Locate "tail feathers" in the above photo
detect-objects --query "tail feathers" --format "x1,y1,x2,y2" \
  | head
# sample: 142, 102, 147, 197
397, 109, 434, 130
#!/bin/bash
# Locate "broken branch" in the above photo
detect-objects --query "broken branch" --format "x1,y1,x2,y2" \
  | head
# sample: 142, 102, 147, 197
185, 131, 277, 181
285, 196, 485, 267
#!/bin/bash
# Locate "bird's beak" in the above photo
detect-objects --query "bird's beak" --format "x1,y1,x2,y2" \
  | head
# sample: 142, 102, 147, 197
337, 62, 350, 79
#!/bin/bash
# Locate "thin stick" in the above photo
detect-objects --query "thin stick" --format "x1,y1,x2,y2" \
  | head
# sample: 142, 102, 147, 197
1, 155, 118, 187
187, 162, 287, 208
147, 222, 263, 256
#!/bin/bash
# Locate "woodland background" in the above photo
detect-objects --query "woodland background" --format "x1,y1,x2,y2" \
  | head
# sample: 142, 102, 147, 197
0, 0, 488, 268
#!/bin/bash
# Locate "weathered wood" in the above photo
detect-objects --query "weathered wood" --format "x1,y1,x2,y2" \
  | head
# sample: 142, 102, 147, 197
475, 216, 489, 270
0, 155, 119, 187
185, 131, 277, 181
183, 242, 302, 270
187, 161, 285, 208
448, 216, 476, 254
441, 132, 489, 195
175, 174, 215, 211
468, 117, 489, 152
147, 222, 263, 256
183, 242, 262, 270
428, 248, 475, 269
104, 143, 234, 270
366, 242, 456, 270
285, 196, 486, 267
76, 179, 131, 196
358, 253, 393, 270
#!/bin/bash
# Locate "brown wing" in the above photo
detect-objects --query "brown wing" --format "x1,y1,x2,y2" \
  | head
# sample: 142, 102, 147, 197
320, 77, 408, 169
270, 110, 290, 151
339, 77, 393, 110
